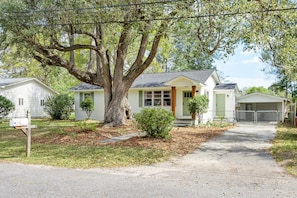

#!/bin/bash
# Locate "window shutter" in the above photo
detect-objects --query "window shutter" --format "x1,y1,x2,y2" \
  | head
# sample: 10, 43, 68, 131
139, 91, 143, 107
91, 92, 94, 101
79, 93, 83, 105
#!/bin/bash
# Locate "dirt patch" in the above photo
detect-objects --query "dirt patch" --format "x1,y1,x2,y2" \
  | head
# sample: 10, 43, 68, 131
33, 121, 232, 155
114, 127, 230, 155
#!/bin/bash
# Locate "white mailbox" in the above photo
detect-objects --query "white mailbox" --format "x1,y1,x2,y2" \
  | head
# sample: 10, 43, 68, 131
10, 118, 29, 127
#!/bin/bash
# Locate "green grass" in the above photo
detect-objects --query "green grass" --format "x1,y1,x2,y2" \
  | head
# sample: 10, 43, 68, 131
0, 119, 170, 168
271, 124, 297, 176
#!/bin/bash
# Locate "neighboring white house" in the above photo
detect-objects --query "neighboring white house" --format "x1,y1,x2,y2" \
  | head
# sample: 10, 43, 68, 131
236, 92, 287, 123
0, 78, 58, 118
70, 69, 239, 123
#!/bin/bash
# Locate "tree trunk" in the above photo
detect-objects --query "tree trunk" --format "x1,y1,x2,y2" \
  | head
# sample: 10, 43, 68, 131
104, 92, 126, 126
103, 79, 131, 126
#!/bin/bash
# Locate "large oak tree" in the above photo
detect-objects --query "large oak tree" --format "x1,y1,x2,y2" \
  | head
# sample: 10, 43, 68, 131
0, 0, 191, 126
1, 0, 295, 126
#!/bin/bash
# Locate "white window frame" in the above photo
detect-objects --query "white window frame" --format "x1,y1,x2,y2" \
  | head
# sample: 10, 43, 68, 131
143, 90, 171, 107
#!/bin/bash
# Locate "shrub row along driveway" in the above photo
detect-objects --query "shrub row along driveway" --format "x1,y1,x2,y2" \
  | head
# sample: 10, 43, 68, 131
1, 123, 296, 197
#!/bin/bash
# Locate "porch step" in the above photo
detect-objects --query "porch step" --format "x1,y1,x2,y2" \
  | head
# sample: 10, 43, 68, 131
174, 119, 193, 127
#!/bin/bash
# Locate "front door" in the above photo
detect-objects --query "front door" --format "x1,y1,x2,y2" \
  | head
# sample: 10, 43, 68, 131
216, 94, 225, 117
183, 91, 192, 116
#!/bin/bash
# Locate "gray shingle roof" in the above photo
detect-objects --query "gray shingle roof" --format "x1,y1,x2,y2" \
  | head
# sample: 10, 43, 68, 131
70, 69, 216, 91
0, 78, 58, 94
69, 82, 102, 91
215, 83, 237, 90
0, 78, 31, 87
132, 69, 215, 88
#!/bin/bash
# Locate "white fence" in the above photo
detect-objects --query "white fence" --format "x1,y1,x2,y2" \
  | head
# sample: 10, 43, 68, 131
236, 110, 282, 123
210, 110, 283, 123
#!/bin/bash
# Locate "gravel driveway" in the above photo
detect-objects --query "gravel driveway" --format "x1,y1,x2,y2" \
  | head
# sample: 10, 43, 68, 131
0, 123, 296, 197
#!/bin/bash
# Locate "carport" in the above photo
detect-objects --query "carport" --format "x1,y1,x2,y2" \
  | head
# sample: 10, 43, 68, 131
236, 93, 286, 123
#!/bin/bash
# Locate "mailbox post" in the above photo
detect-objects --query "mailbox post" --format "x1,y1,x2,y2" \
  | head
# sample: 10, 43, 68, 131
10, 111, 37, 157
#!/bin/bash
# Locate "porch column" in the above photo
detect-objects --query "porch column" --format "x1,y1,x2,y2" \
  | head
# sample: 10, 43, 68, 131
191, 86, 196, 119
192, 85, 196, 98
171, 86, 176, 117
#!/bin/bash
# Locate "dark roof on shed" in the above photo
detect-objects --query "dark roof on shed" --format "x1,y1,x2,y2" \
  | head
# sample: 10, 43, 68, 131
70, 69, 217, 91
215, 83, 237, 90
69, 82, 102, 91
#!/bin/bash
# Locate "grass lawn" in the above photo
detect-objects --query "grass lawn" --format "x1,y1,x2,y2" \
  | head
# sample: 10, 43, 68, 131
0, 119, 168, 168
271, 124, 297, 177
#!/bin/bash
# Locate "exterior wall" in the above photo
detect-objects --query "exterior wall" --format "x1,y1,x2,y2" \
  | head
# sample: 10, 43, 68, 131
0, 80, 55, 118
202, 76, 217, 123
74, 91, 105, 121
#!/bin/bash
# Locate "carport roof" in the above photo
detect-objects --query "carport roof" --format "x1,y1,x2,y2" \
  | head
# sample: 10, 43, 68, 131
236, 92, 287, 103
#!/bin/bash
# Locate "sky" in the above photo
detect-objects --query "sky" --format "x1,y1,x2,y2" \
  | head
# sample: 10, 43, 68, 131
215, 46, 276, 90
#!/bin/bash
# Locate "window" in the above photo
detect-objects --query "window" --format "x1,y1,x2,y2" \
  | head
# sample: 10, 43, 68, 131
144, 91, 152, 106
40, 99, 45, 106
163, 91, 171, 106
143, 91, 171, 107
19, 98, 24, 106
79, 92, 94, 105
154, 91, 162, 106
84, 93, 92, 99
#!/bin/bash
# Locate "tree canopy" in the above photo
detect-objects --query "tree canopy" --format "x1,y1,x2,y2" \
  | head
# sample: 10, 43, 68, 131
1, 0, 297, 125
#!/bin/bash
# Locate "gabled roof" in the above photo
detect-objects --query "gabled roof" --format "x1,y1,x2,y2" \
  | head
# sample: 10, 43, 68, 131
70, 69, 218, 91
236, 92, 287, 103
0, 78, 58, 94
132, 69, 216, 88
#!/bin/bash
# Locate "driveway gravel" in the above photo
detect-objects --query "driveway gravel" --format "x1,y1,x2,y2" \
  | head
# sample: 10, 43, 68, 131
0, 123, 296, 197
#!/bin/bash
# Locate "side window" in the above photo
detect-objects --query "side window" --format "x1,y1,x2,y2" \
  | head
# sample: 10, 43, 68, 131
19, 98, 24, 106
40, 99, 45, 106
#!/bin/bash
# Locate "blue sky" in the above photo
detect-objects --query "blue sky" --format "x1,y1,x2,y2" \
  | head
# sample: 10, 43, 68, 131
215, 46, 276, 90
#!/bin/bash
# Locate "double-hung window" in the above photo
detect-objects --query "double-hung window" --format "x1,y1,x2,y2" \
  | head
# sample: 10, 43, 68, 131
143, 91, 171, 107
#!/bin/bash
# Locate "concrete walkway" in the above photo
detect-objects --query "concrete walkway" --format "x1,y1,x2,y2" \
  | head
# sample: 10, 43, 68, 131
0, 123, 296, 197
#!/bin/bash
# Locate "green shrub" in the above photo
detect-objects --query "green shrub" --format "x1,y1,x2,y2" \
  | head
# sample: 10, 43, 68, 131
135, 108, 174, 139
80, 97, 94, 119
188, 95, 209, 125
76, 121, 97, 132
0, 95, 15, 117
44, 94, 74, 120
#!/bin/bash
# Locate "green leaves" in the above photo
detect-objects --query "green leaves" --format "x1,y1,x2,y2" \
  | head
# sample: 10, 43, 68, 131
80, 97, 94, 119
188, 95, 209, 125
44, 94, 74, 120
0, 95, 15, 117
135, 108, 174, 139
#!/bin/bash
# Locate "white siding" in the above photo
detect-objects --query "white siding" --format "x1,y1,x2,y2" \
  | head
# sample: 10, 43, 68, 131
1, 80, 55, 118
